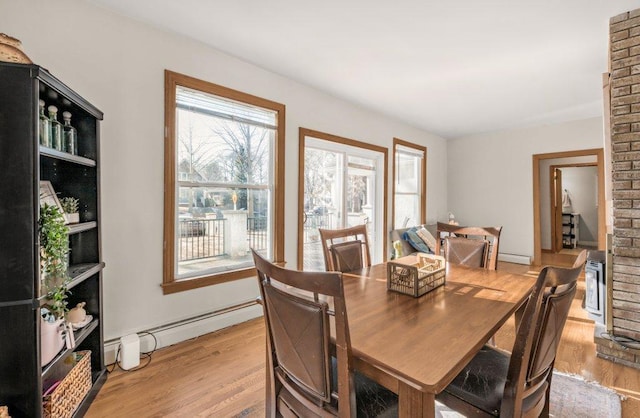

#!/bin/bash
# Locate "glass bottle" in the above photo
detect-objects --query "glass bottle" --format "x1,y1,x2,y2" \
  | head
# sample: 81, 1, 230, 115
62, 111, 78, 155
48, 105, 63, 151
39, 100, 51, 147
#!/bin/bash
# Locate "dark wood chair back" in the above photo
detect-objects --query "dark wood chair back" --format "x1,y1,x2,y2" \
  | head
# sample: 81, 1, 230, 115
502, 250, 587, 416
437, 250, 587, 417
252, 249, 356, 417
435, 222, 502, 270
444, 236, 489, 268
318, 224, 371, 272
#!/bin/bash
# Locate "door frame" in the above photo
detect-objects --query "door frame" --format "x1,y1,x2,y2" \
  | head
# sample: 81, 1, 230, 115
532, 148, 605, 265
551, 167, 563, 253
297, 128, 388, 270
549, 163, 598, 253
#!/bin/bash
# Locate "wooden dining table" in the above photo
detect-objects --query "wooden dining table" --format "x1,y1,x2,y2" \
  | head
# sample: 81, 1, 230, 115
342, 256, 536, 417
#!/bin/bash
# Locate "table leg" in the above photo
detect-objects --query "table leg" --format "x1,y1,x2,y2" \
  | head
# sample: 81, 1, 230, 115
398, 381, 436, 418
514, 299, 527, 329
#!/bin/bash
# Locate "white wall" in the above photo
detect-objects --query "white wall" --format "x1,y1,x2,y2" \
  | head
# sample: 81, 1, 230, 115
539, 156, 596, 249
447, 117, 605, 259
1, 0, 448, 343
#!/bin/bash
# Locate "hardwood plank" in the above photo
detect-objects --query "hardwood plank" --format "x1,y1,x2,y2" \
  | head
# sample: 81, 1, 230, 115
87, 260, 640, 418
86, 319, 266, 417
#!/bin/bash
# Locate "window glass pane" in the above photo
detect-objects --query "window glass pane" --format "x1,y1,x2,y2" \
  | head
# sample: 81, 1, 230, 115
304, 147, 342, 227
394, 194, 420, 228
302, 138, 383, 271
176, 91, 274, 186
393, 141, 425, 230
347, 155, 375, 225
396, 152, 419, 193
177, 186, 271, 278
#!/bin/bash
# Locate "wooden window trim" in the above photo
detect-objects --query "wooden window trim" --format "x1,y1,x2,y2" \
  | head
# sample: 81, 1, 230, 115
297, 128, 388, 270
163, 70, 285, 294
392, 138, 427, 229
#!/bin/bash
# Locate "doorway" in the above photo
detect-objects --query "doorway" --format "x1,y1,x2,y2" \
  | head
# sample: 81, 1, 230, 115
532, 148, 605, 265
549, 164, 599, 253
297, 128, 387, 271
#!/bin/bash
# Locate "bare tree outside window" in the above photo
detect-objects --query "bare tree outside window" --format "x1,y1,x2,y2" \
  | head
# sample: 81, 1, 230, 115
210, 121, 270, 214
304, 148, 335, 212
348, 174, 366, 213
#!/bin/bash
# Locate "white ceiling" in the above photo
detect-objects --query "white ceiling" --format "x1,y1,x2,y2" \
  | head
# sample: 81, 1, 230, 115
88, 0, 637, 139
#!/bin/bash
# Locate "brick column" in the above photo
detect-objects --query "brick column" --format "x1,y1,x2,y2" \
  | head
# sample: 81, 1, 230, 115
599, 9, 640, 367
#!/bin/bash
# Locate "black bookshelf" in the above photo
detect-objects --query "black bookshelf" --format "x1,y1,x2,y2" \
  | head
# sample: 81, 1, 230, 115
0, 62, 105, 417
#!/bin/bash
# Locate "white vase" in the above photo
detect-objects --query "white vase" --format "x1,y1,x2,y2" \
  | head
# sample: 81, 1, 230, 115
41, 317, 65, 365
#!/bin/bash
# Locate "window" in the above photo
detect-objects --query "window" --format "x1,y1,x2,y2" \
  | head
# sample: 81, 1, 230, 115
298, 128, 387, 270
392, 138, 426, 229
163, 71, 285, 294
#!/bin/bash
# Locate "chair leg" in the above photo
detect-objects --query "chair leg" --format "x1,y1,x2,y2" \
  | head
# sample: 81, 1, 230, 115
265, 351, 276, 418
542, 368, 554, 417
540, 384, 551, 417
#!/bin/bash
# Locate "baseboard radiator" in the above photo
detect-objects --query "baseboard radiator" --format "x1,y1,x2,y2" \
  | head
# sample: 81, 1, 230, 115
104, 300, 262, 365
498, 253, 531, 265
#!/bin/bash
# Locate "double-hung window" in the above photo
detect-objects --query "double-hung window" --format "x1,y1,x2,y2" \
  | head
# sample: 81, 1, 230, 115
392, 138, 426, 229
163, 71, 285, 294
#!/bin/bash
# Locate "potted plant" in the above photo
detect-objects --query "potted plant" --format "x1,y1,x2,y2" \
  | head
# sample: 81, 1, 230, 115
39, 203, 71, 364
60, 196, 79, 224
39, 203, 70, 292
44, 280, 70, 320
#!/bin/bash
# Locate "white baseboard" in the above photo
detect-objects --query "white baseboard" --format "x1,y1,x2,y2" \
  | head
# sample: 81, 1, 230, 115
104, 301, 262, 365
498, 253, 531, 265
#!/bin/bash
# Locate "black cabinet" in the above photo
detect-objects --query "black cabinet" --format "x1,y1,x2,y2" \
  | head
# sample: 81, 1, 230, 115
0, 62, 105, 417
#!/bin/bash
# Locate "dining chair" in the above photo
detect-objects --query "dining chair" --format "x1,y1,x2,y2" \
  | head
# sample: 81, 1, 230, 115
318, 224, 371, 272
251, 249, 398, 417
436, 250, 587, 417
436, 222, 503, 270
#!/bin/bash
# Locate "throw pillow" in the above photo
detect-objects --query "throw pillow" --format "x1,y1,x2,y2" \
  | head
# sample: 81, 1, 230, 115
416, 226, 437, 253
402, 228, 431, 253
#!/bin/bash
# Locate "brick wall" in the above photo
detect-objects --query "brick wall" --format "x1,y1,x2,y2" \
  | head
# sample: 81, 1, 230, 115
609, 10, 640, 343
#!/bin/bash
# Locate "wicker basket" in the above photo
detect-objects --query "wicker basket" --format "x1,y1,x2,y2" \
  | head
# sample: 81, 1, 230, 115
387, 253, 446, 297
0, 405, 10, 418
43, 350, 91, 418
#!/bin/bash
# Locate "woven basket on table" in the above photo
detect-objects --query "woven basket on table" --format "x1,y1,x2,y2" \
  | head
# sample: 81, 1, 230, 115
43, 350, 91, 418
387, 253, 446, 297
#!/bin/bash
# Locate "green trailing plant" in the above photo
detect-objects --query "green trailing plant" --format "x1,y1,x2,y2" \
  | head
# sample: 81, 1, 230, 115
39, 203, 71, 314
44, 281, 70, 321
60, 196, 79, 214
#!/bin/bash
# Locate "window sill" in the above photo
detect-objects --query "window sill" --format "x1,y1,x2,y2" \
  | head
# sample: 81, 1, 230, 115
162, 267, 257, 294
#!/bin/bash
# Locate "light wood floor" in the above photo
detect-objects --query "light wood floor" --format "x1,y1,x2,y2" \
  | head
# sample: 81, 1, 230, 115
87, 259, 640, 418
